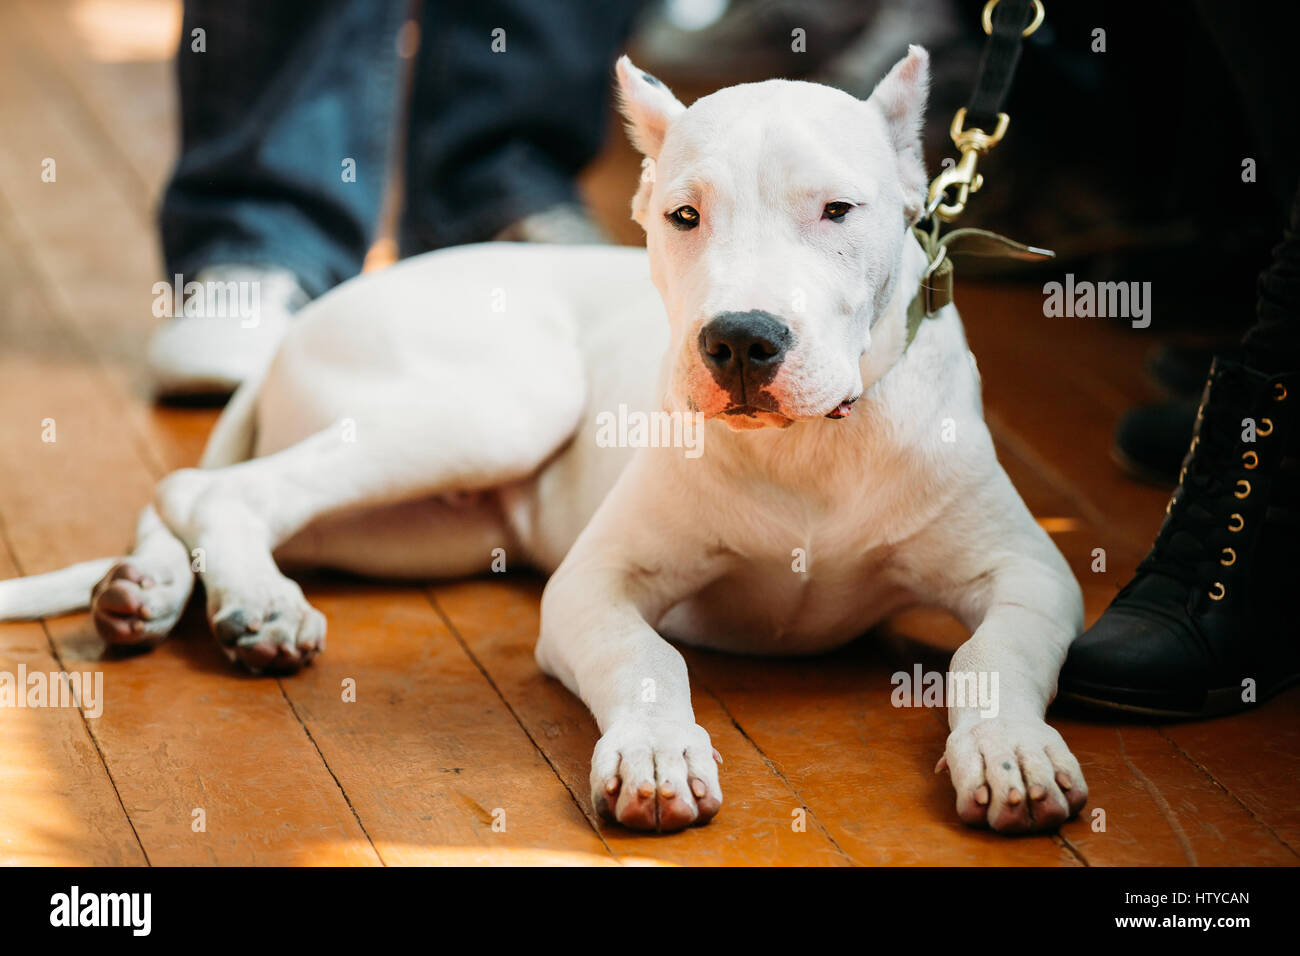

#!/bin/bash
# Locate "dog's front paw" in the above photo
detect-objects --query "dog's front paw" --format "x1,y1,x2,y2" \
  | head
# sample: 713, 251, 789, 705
590, 719, 722, 832
940, 718, 1087, 833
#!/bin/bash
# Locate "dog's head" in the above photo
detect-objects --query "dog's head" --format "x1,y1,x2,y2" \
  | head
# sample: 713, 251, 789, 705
617, 47, 929, 429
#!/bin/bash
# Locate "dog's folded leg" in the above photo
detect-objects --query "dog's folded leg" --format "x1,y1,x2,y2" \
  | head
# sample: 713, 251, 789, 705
155, 381, 585, 672
536, 458, 728, 833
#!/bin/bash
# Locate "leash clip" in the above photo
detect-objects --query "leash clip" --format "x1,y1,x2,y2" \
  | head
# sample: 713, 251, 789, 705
926, 108, 1010, 222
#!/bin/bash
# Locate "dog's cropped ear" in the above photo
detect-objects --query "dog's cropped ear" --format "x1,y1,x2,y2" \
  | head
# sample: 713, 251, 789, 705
615, 55, 685, 159
866, 45, 930, 225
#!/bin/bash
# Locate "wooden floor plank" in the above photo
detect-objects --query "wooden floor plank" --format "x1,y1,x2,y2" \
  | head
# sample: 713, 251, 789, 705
0, 186, 378, 869
684, 640, 1078, 865
961, 282, 1174, 554
16, 0, 179, 198
267, 579, 617, 865
432, 579, 850, 866
0, 544, 147, 866
1160, 693, 1300, 854
1053, 717, 1299, 865
0, 294, 379, 864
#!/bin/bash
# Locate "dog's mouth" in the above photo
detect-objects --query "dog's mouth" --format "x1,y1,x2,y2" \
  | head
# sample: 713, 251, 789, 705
719, 404, 793, 430
825, 396, 858, 420
718, 395, 857, 428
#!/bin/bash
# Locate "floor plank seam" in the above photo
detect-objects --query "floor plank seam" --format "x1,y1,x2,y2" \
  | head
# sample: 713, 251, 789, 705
0, 511, 152, 866
1116, 728, 1197, 866
695, 680, 854, 865
1052, 833, 1089, 866
1156, 726, 1299, 860
274, 679, 386, 866
424, 588, 621, 862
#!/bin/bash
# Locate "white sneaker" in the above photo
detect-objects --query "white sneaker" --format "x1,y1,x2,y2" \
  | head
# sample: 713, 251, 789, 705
147, 265, 309, 398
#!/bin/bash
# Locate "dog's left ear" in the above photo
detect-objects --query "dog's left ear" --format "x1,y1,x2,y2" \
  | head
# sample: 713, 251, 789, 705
866, 45, 930, 225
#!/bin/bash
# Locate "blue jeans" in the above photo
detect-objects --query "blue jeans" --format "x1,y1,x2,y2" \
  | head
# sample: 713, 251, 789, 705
159, 0, 645, 299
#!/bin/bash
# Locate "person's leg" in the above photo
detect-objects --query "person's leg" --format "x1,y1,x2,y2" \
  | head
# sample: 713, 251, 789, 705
399, 0, 647, 253
152, 0, 407, 394
161, 0, 407, 294
1243, 187, 1300, 370
1060, 2, 1300, 716
1108, 0, 1300, 483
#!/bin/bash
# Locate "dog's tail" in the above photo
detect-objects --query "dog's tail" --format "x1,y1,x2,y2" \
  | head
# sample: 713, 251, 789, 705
0, 557, 119, 621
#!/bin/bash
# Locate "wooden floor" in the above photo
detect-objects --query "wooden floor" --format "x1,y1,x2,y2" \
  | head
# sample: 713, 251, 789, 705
1, 0, 1297, 867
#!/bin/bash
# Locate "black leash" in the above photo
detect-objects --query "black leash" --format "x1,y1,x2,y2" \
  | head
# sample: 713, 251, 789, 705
966, 0, 1041, 134
905, 0, 1050, 344
925, 0, 1044, 223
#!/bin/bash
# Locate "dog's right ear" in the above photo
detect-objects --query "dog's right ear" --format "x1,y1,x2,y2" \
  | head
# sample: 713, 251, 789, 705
615, 56, 685, 159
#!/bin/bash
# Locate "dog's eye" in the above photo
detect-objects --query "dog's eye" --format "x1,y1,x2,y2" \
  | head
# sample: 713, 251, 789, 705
667, 205, 700, 230
823, 201, 853, 223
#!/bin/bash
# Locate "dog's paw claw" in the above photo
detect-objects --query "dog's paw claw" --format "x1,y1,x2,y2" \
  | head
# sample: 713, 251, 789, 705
590, 720, 722, 832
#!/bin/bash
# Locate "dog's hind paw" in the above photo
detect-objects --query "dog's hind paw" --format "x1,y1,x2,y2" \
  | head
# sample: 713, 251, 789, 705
209, 581, 325, 674
91, 560, 191, 648
940, 717, 1088, 833
590, 719, 722, 832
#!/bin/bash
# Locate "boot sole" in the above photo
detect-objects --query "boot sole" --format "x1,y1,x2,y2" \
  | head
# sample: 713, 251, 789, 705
1060, 672, 1300, 719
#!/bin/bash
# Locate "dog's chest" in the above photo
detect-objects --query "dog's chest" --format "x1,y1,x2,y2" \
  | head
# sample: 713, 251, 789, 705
658, 502, 918, 655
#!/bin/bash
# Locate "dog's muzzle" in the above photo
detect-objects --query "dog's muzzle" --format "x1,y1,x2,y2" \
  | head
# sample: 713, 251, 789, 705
698, 310, 792, 412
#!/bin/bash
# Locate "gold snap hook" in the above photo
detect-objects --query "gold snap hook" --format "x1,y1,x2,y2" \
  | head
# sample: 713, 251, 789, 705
982, 0, 1045, 37
926, 108, 1011, 221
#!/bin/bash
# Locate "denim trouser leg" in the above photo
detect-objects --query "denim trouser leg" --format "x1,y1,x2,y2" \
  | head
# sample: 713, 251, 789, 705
400, 0, 647, 253
159, 0, 408, 299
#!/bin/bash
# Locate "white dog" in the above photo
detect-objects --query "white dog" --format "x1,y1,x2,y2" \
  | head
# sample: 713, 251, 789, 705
0, 48, 1087, 834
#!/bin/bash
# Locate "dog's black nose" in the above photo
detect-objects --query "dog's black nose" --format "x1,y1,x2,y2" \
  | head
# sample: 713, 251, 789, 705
698, 310, 791, 403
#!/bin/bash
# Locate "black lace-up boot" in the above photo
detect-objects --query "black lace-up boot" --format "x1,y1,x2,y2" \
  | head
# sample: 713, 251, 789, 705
1060, 357, 1299, 716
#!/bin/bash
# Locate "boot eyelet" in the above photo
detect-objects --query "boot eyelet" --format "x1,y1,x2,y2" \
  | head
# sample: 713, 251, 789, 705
1234, 479, 1251, 498
1228, 512, 1245, 532
1275, 383, 1288, 401
1258, 417, 1274, 436
1165, 497, 1174, 516
1220, 547, 1236, 566
1208, 582, 1226, 601
1242, 450, 1258, 469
